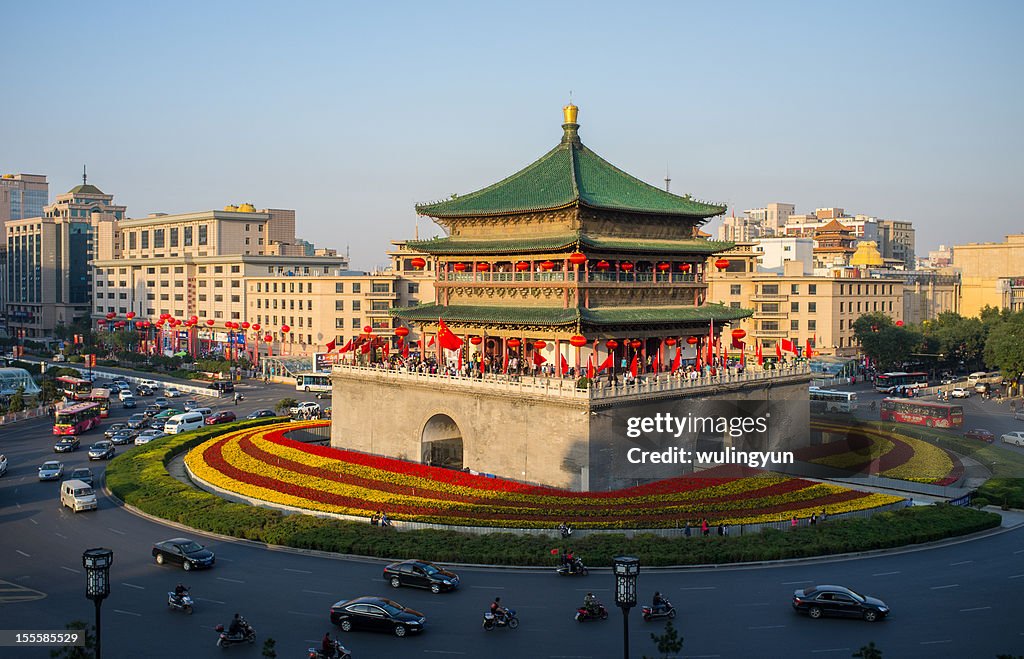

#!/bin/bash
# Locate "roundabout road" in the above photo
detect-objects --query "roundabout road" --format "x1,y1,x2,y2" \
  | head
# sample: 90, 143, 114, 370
2, 383, 1023, 658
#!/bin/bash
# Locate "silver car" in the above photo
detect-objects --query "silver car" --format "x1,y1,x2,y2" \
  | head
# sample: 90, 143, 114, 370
1002, 431, 1024, 447
38, 460, 65, 481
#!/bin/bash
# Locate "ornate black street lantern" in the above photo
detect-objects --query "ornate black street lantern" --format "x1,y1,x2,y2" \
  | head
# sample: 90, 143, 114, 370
83, 548, 113, 659
613, 555, 640, 659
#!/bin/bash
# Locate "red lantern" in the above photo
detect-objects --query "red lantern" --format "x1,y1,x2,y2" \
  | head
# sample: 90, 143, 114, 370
630, 339, 642, 349
281, 325, 291, 333
476, 262, 490, 272
394, 326, 409, 338
240, 321, 250, 330
895, 320, 904, 327
568, 252, 587, 266
453, 262, 466, 272
160, 313, 171, 320
126, 311, 136, 319
205, 319, 214, 326
252, 323, 261, 331
606, 340, 619, 350
470, 336, 483, 345
686, 336, 699, 345
410, 257, 426, 269
264, 334, 273, 343
665, 338, 677, 346
515, 261, 530, 271
97, 319, 107, 326
507, 338, 521, 348
105, 312, 116, 320
679, 263, 691, 272
620, 262, 634, 271
595, 260, 610, 270
732, 328, 747, 341
657, 262, 671, 271
189, 315, 198, 324
533, 340, 547, 350
363, 325, 372, 334
135, 321, 144, 329
569, 335, 588, 347
715, 258, 730, 270
540, 260, 555, 271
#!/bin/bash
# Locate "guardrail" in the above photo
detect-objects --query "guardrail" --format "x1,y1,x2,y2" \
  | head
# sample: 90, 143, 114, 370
19, 357, 222, 399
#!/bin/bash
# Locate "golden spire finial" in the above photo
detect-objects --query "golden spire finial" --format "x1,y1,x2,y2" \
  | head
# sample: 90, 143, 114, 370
563, 101, 578, 125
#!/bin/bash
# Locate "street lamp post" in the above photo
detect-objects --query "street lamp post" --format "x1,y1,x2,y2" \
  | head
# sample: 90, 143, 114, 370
83, 547, 113, 659
613, 556, 639, 659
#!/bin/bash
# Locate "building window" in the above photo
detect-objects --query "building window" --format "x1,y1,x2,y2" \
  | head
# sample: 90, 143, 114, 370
335, 300, 344, 311
371, 282, 390, 293
198, 224, 208, 245
729, 302, 741, 309
790, 320, 799, 331
407, 282, 419, 294
730, 284, 741, 295
231, 280, 240, 288
170, 227, 179, 247
140, 230, 149, 249
336, 282, 344, 294
231, 295, 240, 303
809, 320, 817, 331
761, 284, 778, 295
184, 226, 193, 246
808, 302, 817, 313
352, 283, 361, 293
128, 232, 137, 249
351, 300, 361, 311
791, 302, 799, 312
808, 284, 817, 295
761, 321, 779, 331
231, 265, 240, 273
153, 229, 165, 248
790, 284, 799, 294
351, 318, 361, 328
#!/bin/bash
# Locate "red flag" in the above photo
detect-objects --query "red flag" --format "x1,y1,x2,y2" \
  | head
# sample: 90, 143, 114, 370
550, 548, 560, 555
597, 353, 614, 372
457, 347, 463, 371
339, 339, 353, 354
427, 335, 436, 348
360, 342, 371, 354
671, 348, 682, 373
781, 338, 797, 355
740, 342, 746, 368
503, 349, 509, 374
723, 341, 729, 365
560, 354, 569, 375
775, 342, 782, 359
806, 337, 813, 358
437, 319, 463, 351
402, 338, 410, 359
325, 338, 337, 353
652, 345, 660, 373
587, 354, 596, 379
707, 318, 714, 365
382, 341, 389, 359
481, 353, 486, 374
533, 351, 547, 366
756, 341, 764, 366
629, 355, 639, 377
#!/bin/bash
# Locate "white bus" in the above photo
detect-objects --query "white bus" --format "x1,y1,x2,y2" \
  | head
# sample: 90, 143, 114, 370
809, 387, 859, 413
295, 372, 331, 393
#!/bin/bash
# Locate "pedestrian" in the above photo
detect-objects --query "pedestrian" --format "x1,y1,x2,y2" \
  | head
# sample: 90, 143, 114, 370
717, 523, 724, 536
684, 521, 691, 538
701, 518, 709, 537
810, 512, 817, 526
370, 512, 380, 526
820, 509, 827, 523
790, 515, 798, 529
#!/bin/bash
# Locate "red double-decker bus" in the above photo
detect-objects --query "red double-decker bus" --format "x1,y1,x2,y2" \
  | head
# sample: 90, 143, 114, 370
87, 388, 111, 418
880, 398, 964, 428
53, 402, 102, 436
56, 376, 93, 401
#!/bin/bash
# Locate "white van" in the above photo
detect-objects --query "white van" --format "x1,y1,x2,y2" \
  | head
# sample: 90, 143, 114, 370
164, 412, 205, 435
967, 371, 988, 384
60, 479, 97, 512
190, 407, 213, 419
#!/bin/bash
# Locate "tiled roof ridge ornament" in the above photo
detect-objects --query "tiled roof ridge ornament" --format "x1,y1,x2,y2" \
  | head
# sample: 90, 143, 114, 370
561, 102, 580, 145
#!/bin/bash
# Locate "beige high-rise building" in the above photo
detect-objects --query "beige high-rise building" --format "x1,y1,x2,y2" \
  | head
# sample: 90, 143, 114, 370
743, 202, 795, 235
953, 234, 1024, 317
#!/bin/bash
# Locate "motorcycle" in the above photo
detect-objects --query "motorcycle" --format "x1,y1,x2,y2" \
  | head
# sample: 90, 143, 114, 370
641, 600, 676, 622
558, 523, 573, 539
167, 588, 194, 615
556, 559, 588, 576
307, 639, 352, 659
215, 618, 256, 648
575, 603, 609, 622
482, 608, 519, 631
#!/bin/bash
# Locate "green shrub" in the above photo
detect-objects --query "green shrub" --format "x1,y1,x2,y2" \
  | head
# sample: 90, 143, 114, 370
105, 424, 1003, 566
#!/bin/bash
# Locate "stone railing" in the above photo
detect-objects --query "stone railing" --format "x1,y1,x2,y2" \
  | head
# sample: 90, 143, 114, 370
330, 362, 812, 403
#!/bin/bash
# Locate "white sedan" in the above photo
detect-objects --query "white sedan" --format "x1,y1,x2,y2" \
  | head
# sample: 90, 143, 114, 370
949, 388, 970, 399
1002, 431, 1024, 447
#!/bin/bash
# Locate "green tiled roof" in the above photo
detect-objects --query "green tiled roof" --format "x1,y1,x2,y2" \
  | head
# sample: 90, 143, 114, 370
68, 184, 104, 195
415, 125, 725, 220
406, 233, 734, 256
393, 303, 751, 326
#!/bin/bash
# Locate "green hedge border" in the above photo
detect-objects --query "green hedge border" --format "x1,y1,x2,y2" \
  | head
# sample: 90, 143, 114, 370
105, 421, 1003, 566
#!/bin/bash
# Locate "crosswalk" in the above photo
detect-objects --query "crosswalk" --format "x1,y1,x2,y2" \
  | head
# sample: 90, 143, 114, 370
0, 578, 46, 603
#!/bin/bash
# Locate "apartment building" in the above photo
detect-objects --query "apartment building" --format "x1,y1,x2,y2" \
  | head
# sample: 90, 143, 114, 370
742, 202, 795, 236
953, 234, 1024, 317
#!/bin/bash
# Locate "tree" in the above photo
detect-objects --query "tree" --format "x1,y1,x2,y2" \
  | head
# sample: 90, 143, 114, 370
261, 637, 277, 658
49, 621, 95, 659
922, 312, 987, 372
853, 642, 883, 659
984, 311, 1024, 384
9, 386, 25, 413
643, 620, 683, 659
275, 398, 298, 415
852, 313, 921, 370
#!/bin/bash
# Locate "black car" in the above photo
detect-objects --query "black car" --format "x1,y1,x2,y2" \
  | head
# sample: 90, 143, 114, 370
110, 429, 136, 445
793, 585, 890, 622
144, 404, 161, 417
54, 437, 81, 453
207, 381, 234, 392
69, 467, 94, 486
245, 409, 278, 420
127, 413, 148, 429
383, 560, 460, 594
104, 423, 127, 439
152, 538, 216, 571
88, 441, 115, 460
135, 384, 155, 396
330, 596, 425, 637
122, 397, 137, 409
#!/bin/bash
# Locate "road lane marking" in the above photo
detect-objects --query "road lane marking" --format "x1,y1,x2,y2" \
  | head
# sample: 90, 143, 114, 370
781, 580, 812, 585
930, 584, 959, 589
470, 585, 505, 589
0, 579, 46, 603
283, 568, 312, 574
301, 590, 332, 596
748, 625, 786, 630
60, 567, 80, 574
196, 597, 226, 604
949, 560, 973, 566
872, 571, 901, 576
29, 518, 37, 525
15, 550, 30, 558
959, 606, 992, 612
680, 586, 716, 590
54, 533, 67, 539
920, 640, 952, 645
737, 602, 770, 607
216, 577, 245, 584
15, 502, 21, 509
113, 609, 142, 617
423, 652, 468, 656
107, 528, 126, 535
287, 610, 319, 617
1008, 574, 1024, 579
811, 650, 850, 654
1013, 549, 1024, 554
575, 588, 610, 591
122, 583, 145, 590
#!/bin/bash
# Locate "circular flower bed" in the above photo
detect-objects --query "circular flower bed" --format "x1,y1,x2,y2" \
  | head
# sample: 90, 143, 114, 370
185, 422, 904, 529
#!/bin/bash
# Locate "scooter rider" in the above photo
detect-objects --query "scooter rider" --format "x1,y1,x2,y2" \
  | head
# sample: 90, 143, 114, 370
321, 632, 336, 658
583, 592, 600, 617
490, 596, 507, 622
173, 583, 188, 603
652, 591, 668, 614
229, 613, 244, 637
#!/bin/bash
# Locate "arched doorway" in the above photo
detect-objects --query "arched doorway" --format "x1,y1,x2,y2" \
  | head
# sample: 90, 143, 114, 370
421, 413, 463, 469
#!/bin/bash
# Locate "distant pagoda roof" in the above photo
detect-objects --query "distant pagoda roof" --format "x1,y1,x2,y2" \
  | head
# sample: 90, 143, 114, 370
393, 303, 750, 327
415, 105, 726, 221
68, 183, 104, 195
406, 232, 734, 256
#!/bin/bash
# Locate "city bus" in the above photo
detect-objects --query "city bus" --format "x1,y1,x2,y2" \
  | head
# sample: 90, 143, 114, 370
808, 387, 858, 413
874, 372, 929, 394
56, 376, 94, 401
53, 402, 102, 436
87, 388, 112, 418
879, 398, 964, 428
295, 372, 331, 393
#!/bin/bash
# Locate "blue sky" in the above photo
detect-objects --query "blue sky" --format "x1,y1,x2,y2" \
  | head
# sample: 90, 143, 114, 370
4, 1, 1021, 268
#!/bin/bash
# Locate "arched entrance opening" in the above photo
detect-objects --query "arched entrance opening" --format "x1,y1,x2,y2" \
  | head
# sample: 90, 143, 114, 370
421, 414, 463, 469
